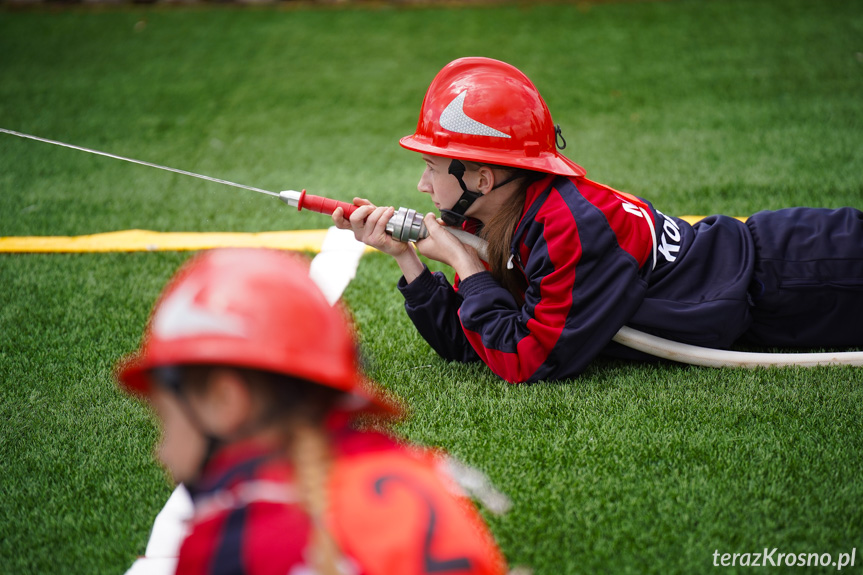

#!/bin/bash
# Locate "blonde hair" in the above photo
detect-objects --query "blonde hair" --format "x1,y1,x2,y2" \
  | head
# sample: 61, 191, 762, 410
257, 374, 344, 575
290, 421, 341, 575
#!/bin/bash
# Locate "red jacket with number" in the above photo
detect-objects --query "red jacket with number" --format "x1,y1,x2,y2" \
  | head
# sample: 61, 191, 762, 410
175, 424, 507, 575
398, 174, 755, 383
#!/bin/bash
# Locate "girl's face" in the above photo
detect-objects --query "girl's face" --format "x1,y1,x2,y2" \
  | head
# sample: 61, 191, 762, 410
150, 386, 209, 484
147, 368, 281, 485
417, 154, 471, 213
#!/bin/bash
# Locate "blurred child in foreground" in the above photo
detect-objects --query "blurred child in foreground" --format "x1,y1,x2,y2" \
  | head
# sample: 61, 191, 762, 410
116, 247, 508, 575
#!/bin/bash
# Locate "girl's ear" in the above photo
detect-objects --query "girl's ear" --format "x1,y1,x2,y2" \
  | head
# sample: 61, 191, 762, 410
475, 165, 496, 195
195, 368, 254, 437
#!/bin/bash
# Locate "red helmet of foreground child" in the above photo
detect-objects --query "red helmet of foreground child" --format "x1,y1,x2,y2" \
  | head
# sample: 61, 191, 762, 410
400, 57, 586, 177
115, 248, 397, 416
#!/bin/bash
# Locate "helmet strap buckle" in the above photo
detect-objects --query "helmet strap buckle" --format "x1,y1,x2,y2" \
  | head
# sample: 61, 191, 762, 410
442, 159, 483, 224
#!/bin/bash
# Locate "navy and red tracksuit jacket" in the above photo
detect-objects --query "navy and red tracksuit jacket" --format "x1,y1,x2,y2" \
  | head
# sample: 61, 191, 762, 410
399, 174, 863, 383
175, 426, 506, 575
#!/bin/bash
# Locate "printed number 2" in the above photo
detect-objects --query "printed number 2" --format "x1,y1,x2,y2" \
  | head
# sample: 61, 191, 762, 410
373, 474, 472, 573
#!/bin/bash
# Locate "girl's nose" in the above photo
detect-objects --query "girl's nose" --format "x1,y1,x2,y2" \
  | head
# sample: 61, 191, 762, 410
417, 167, 433, 194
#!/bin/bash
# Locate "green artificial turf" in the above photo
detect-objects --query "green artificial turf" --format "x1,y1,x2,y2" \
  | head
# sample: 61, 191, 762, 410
1, 1, 862, 573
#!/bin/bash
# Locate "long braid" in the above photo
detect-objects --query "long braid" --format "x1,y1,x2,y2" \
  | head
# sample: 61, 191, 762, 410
246, 371, 346, 575
289, 416, 342, 575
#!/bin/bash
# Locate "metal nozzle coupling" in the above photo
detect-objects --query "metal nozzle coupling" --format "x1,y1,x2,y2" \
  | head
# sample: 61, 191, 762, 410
386, 207, 429, 242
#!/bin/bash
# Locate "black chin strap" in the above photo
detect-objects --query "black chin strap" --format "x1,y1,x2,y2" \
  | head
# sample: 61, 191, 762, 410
440, 159, 522, 226
440, 160, 482, 226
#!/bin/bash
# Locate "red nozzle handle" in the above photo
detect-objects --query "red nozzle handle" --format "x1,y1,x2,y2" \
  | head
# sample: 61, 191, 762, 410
295, 189, 358, 218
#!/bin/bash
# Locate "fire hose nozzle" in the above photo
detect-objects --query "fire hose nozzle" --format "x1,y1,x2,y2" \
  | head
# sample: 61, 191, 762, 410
280, 190, 429, 243
385, 207, 429, 242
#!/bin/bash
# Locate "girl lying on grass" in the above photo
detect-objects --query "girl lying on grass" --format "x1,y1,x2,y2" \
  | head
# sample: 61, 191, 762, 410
115, 248, 509, 575
334, 57, 863, 384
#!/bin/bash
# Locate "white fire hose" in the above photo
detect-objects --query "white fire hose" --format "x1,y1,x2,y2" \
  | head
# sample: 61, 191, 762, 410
612, 325, 863, 368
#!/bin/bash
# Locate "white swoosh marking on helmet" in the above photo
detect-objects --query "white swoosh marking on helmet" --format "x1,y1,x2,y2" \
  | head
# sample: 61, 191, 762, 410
153, 283, 246, 340
439, 91, 511, 139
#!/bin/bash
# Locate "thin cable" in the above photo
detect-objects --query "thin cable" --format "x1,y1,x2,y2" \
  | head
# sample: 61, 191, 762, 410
0, 128, 278, 197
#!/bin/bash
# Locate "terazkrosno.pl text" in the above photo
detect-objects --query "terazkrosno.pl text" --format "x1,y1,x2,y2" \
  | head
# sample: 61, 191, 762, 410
713, 548, 856, 570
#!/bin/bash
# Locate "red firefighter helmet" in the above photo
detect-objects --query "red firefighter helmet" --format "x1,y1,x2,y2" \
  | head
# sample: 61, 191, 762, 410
400, 57, 586, 177
115, 248, 397, 416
